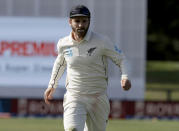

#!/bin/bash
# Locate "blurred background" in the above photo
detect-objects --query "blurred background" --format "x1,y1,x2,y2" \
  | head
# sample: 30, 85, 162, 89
0, 0, 179, 127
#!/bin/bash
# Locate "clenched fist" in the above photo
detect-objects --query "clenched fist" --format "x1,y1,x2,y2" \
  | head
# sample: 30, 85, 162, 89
121, 79, 131, 91
44, 87, 56, 105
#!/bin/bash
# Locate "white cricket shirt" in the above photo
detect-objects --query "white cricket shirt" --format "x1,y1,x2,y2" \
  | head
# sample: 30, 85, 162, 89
48, 30, 129, 94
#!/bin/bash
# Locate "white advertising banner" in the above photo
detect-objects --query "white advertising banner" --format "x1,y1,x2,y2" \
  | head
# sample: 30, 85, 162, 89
0, 17, 70, 88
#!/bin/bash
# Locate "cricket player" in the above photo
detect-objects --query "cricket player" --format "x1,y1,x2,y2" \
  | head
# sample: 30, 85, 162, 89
44, 5, 131, 131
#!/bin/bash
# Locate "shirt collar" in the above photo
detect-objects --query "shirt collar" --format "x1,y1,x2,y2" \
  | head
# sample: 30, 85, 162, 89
69, 29, 92, 43
84, 29, 92, 41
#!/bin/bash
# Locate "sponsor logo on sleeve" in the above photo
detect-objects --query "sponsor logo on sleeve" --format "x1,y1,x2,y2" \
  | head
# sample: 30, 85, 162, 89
114, 44, 122, 54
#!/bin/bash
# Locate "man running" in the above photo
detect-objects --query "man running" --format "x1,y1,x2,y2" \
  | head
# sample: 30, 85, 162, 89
44, 5, 131, 131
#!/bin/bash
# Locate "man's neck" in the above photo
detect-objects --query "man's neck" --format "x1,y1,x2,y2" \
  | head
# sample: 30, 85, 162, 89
72, 32, 86, 42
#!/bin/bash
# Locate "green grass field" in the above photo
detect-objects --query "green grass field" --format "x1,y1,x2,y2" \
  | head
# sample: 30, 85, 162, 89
146, 61, 179, 85
0, 118, 179, 131
146, 61, 179, 101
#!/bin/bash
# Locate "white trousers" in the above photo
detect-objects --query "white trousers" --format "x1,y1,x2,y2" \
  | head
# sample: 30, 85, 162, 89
63, 91, 110, 131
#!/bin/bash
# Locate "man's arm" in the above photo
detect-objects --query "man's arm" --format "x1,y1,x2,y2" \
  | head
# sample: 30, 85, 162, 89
44, 46, 67, 104
103, 39, 131, 91
48, 55, 66, 89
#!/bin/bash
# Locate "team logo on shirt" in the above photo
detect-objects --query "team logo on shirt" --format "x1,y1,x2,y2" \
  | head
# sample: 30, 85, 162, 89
114, 44, 122, 54
87, 47, 96, 56
64, 48, 73, 57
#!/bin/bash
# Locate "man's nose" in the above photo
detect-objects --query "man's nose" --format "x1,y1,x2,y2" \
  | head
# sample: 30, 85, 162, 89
79, 22, 84, 28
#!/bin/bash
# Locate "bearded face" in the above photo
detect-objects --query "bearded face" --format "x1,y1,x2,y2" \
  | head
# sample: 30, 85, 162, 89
69, 16, 90, 40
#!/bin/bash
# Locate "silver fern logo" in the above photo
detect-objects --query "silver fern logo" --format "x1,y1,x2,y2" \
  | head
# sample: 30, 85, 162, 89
114, 45, 122, 54
87, 47, 96, 56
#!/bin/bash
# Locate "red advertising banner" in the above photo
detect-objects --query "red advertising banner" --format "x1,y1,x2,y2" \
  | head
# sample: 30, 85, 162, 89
109, 100, 135, 118
18, 99, 63, 116
1, 98, 179, 118
144, 101, 179, 117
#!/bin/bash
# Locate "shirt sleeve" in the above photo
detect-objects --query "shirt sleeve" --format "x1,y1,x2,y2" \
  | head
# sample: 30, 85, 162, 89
102, 38, 129, 80
48, 40, 67, 89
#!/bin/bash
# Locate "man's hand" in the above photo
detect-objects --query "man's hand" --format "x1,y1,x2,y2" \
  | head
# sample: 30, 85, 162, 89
44, 87, 55, 105
121, 79, 131, 91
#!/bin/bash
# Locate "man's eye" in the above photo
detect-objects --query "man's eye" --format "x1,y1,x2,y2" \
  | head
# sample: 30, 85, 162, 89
75, 20, 80, 23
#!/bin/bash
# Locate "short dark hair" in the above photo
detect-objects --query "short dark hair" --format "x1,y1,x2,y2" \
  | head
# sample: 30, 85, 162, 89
70, 5, 91, 18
